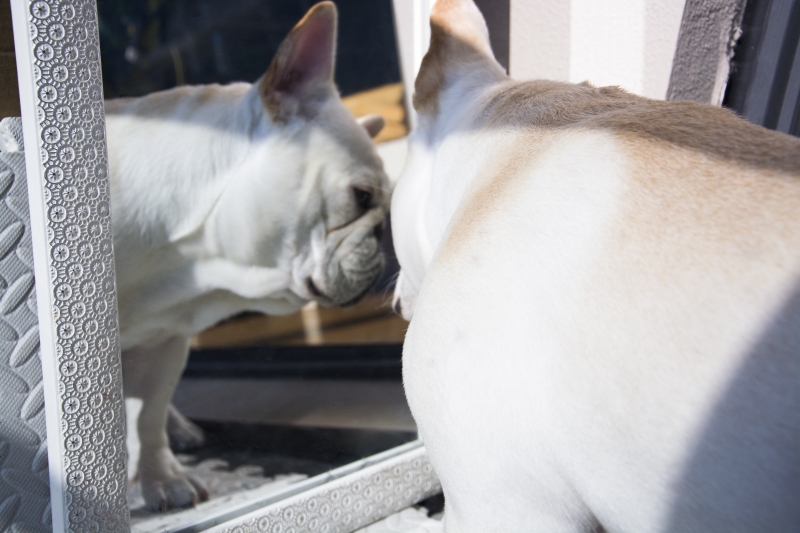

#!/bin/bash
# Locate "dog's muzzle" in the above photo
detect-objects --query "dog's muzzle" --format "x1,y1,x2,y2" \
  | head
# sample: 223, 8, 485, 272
310, 223, 385, 307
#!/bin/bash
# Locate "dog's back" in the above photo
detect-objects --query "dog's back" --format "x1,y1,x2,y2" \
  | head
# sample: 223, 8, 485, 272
394, 1, 800, 531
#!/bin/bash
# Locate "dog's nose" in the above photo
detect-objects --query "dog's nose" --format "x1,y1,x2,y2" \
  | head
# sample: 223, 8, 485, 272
392, 299, 402, 315
373, 223, 384, 241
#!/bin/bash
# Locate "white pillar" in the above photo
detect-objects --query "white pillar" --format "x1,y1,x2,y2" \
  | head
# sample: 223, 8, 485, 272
510, 0, 685, 100
392, 0, 435, 128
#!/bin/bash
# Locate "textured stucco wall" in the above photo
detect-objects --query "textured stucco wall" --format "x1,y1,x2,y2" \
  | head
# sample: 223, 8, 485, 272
667, 0, 747, 105
510, 0, 686, 100
509, 0, 571, 81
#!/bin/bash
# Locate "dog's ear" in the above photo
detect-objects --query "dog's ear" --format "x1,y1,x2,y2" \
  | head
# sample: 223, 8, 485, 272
357, 114, 386, 139
259, 2, 337, 121
414, 0, 505, 117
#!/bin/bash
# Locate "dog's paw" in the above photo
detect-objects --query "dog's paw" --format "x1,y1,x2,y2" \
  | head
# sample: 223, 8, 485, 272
141, 471, 210, 512
167, 404, 205, 452
139, 448, 210, 512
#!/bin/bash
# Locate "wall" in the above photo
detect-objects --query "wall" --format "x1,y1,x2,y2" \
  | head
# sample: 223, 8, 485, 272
510, 0, 686, 99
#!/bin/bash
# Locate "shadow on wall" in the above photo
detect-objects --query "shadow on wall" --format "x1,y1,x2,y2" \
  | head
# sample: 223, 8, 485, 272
663, 281, 800, 532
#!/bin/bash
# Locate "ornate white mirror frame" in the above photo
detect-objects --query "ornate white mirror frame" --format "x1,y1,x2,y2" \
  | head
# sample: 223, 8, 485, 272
7, 0, 441, 531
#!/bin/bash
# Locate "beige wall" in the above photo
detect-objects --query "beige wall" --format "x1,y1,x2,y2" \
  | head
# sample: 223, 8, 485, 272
509, 0, 571, 81
510, 0, 686, 100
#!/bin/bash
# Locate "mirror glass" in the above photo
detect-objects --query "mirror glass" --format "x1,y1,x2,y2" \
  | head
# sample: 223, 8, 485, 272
96, 0, 414, 528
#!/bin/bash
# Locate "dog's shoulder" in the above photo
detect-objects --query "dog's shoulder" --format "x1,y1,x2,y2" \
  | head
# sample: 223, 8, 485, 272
479, 80, 800, 176
433, 81, 800, 265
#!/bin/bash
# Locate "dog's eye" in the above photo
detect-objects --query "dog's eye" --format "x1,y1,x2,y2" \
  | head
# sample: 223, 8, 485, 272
353, 187, 373, 211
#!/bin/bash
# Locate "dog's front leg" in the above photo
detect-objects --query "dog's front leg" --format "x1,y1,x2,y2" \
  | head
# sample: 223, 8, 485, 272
123, 336, 209, 511
167, 403, 205, 452
191, 259, 294, 300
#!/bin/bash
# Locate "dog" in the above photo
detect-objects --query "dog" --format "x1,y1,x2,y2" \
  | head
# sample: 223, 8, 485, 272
392, 1, 800, 531
105, 2, 390, 511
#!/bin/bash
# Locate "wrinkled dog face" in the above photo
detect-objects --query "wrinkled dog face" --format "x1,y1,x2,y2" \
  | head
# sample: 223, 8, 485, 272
220, 95, 390, 310
218, 1, 390, 309
296, 102, 390, 307
262, 2, 390, 307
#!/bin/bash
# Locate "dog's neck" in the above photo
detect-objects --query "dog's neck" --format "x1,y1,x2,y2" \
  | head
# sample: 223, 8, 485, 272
392, 69, 509, 302
107, 84, 273, 248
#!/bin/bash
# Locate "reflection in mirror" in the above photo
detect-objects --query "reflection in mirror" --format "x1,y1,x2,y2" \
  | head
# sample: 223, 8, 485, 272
96, 0, 414, 528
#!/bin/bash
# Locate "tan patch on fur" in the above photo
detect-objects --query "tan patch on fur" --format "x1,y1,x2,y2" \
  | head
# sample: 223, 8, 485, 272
414, 0, 497, 116
439, 133, 554, 257
479, 80, 800, 175
619, 139, 800, 260
438, 98, 800, 268
436, 81, 800, 259
585, 139, 800, 319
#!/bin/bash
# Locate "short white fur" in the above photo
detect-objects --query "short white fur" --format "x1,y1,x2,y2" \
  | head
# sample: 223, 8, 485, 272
392, 1, 800, 531
106, 2, 391, 511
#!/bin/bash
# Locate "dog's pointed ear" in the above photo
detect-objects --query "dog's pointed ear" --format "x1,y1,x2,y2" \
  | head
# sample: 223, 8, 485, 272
414, 0, 505, 117
357, 114, 386, 138
259, 2, 337, 121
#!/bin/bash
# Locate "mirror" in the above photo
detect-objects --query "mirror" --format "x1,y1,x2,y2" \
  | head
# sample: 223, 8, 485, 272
95, 0, 418, 529
4, 0, 440, 532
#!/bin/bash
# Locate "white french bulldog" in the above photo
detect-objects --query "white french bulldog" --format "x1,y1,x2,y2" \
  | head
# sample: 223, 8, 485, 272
105, 2, 390, 511
393, 1, 800, 531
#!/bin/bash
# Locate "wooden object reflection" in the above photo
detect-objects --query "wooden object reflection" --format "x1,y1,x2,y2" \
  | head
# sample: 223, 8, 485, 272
191, 294, 408, 348
342, 82, 408, 143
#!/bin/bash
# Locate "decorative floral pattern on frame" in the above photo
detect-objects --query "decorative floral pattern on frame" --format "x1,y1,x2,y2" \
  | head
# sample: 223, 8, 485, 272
22, 1, 128, 531
217, 452, 441, 533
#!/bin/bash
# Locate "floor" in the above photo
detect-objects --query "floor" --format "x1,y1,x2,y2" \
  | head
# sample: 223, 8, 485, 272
128, 368, 417, 528
128, 418, 417, 521
128, 380, 417, 530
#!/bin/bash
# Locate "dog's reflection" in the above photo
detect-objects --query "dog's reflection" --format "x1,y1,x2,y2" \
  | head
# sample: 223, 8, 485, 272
106, 2, 390, 511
